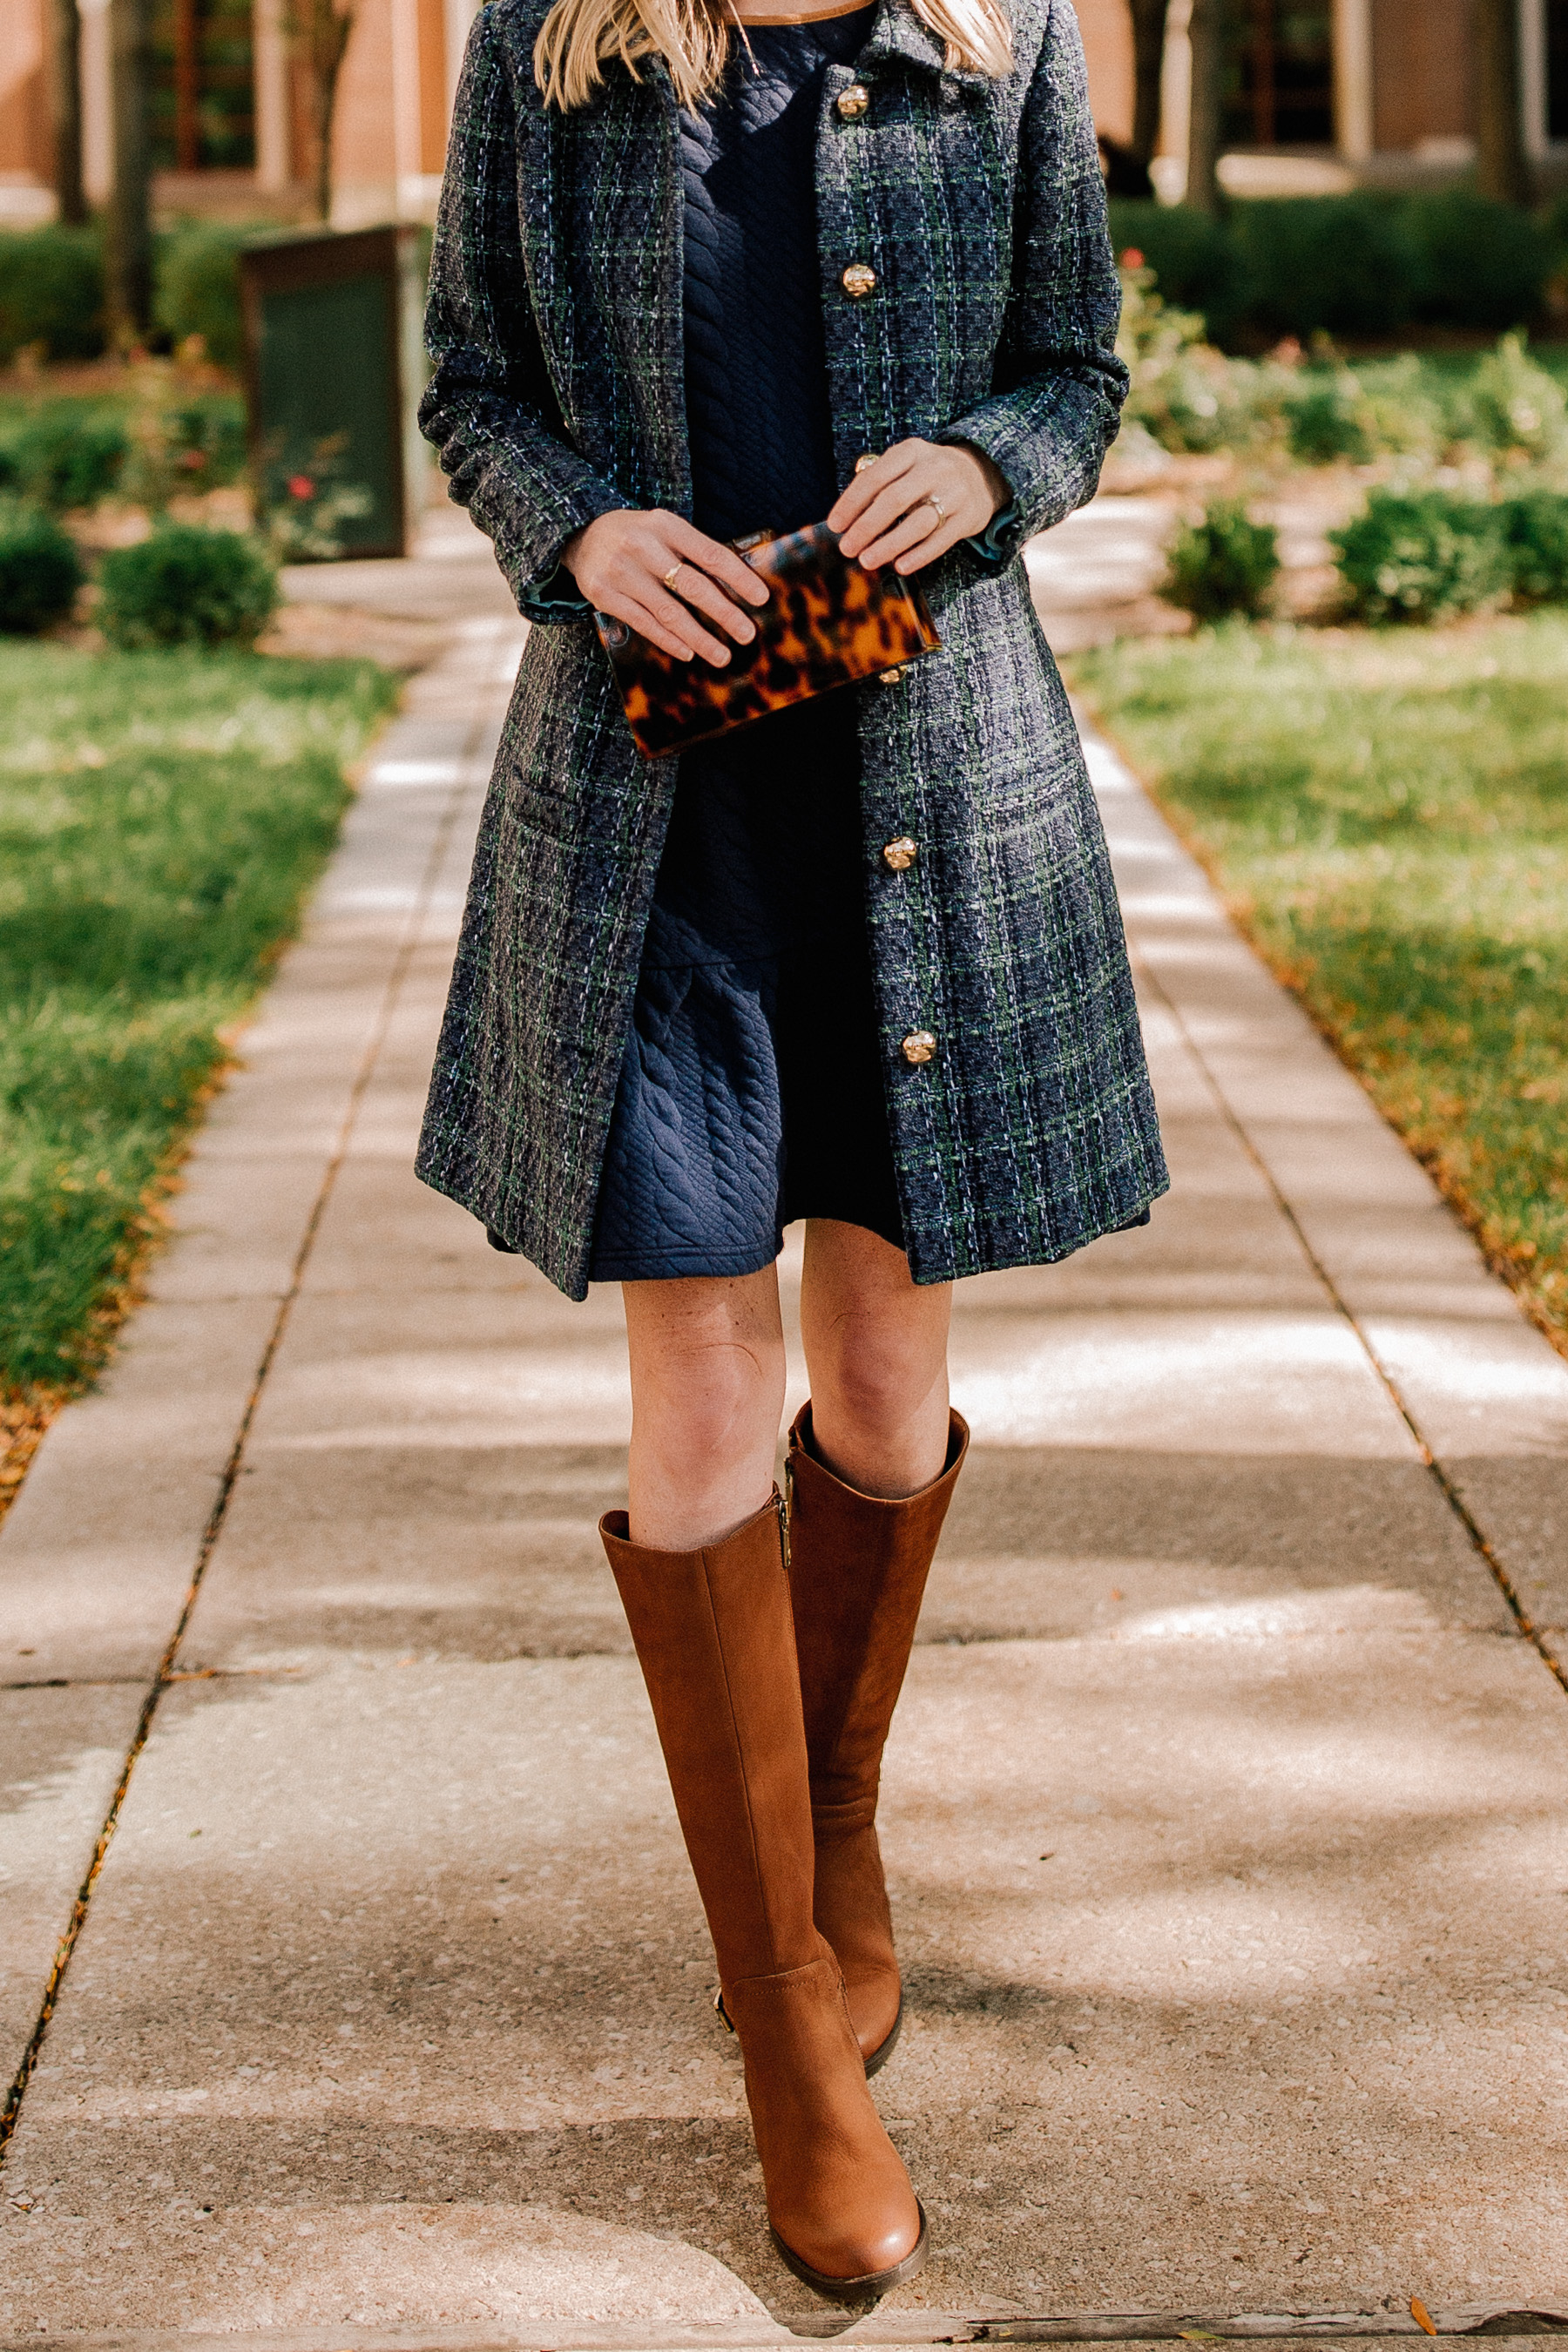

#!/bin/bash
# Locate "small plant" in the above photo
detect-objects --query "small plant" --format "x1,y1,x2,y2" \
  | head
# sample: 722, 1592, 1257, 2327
1458, 335, 1568, 470
1283, 355, 1440, 468
0, 410, 128, 510
1117, 266, 1279, 456
1164, 500, 1281, 622
1498, 490, 1568, 606
1330, 489, 1511, 625
260, 432, 375, 560
97, 525, 279, 650
0, 504, 86, 633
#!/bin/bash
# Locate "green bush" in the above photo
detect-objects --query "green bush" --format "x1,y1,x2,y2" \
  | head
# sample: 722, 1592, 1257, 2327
1282, 354, 1441, 466
154, 225, 248, 371
98, 525, 279, 650
1331, 488, 1511, 624
1117, 267, 1283, 455
0, 226, 105, 362
1406, 189, 1553, 332
1225, 195, 1419, 342
1106, 199, 1241, 319
1458, 334, 1568, 466
1500, 490, 1568, 605
1164, 500, 1281, 621
1124, 193, 1556, 348
0, 409, 128, 510
0, 504, 85, 633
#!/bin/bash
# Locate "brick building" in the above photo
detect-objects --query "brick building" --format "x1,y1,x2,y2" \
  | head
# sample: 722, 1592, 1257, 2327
1, 0, 1564, 228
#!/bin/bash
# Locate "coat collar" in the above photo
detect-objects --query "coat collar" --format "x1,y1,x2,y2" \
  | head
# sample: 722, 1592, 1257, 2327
857, 0, 992, 89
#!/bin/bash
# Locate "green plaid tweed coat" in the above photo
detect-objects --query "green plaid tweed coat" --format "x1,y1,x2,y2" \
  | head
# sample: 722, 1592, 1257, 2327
416, 0, 1168, 1299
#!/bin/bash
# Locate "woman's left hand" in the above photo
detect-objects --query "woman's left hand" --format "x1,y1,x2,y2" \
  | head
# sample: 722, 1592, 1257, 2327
827, 438, 1011, 573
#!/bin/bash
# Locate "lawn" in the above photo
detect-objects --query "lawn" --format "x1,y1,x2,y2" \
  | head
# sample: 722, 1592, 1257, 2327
1065, 615, 1568, 1354
0, 642, 398, 1414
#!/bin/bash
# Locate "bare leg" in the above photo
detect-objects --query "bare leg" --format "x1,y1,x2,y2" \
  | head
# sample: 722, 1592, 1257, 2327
623, 1267, 787, 1550
798, 1220, 953, 1498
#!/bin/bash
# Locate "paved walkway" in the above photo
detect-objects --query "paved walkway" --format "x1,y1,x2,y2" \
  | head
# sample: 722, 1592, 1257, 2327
3, 513, 1568, 2342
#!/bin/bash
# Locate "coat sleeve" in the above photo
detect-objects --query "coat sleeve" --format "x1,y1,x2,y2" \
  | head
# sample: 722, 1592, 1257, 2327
936, 0, 1129, 555
417, 6, 625, 621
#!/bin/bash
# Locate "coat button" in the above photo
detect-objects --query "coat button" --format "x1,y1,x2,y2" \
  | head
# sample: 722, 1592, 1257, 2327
882, 835, 918, 871
902, 1029, 937, 1065
877, 667, 902, 685
837, 81, 870, 118
841, 262, 877, 298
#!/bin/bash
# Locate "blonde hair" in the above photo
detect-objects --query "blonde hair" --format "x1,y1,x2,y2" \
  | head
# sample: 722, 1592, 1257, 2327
534, 0, 1012, 112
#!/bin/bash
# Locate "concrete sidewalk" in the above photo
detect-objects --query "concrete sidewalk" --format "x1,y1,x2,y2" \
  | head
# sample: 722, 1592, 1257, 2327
3, 514, 1568, 2342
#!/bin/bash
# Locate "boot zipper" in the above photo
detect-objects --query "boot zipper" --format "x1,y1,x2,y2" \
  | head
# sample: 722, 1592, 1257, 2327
776, 1483, 792, 1572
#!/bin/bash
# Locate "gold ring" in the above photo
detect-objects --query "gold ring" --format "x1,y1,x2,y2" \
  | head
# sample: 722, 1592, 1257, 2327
923, 495, 947, 524
662, 561, 685, 591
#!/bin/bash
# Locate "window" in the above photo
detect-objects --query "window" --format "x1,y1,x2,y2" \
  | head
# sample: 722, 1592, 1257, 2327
1550, 0, 1568, 141
1222, 0, 1336, 147
152, 0, 255, 172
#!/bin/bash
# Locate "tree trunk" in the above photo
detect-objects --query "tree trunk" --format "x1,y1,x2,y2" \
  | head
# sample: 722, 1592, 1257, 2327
1185, 0, 1223, 216
1475, 0, 1533, 207
107, 0, 154, 340
300, 0, 354, 226
50, 0, 87, 226
1130, 0, 1171, 174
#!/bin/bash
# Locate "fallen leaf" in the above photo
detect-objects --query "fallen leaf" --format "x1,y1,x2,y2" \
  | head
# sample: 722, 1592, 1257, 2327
1411, 2299, 1437, 2337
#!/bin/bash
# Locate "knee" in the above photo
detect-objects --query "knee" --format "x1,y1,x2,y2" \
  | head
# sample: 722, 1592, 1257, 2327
633, 1337, 780, 1469
816, 1328, 933, 1440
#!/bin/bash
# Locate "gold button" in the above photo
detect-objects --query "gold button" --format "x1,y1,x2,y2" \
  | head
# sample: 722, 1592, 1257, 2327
877, 666, 902, 686
882, 835, 917, 871
902, 1029, 937, 1065
841, 262, 877, 299
837, 81, 870, 118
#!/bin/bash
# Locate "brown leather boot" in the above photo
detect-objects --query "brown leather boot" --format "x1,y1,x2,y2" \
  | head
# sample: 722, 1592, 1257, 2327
785, 1405, 969, 2072
600, 1492, 926, 2300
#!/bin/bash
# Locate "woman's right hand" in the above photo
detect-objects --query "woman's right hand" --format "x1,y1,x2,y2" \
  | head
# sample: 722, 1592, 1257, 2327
560, 509, 769, 666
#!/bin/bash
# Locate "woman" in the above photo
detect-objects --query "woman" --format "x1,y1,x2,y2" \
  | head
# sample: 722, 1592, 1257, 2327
417, 0, 1166, 2300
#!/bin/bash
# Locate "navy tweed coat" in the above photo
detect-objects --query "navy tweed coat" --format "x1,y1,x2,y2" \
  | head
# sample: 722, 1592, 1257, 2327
416, 0, 1169, 1298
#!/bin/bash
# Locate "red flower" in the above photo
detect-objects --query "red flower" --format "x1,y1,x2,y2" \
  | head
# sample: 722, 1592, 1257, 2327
1121, 247, 1145, 269
287, 474, 316, 501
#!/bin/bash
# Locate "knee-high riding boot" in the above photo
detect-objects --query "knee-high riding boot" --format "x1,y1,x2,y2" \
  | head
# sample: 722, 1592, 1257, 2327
599, 1492, 926, 2299
785, 1405, 970, 2071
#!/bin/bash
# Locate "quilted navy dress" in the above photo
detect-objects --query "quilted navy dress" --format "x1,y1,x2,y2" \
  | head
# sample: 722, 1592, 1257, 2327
587, 3, 900, 1282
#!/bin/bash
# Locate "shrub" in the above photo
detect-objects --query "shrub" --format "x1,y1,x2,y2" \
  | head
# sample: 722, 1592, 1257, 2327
1282, 355, 1441, 466
1106, 199, 1241, 319
1499, 490, 1568, 605
1458, 334, 1568, 467
1225, 195, 1419, 342
1406, 189, 1553, 332
0, 409, 129, 510
1164, 500, 1281, 622
1117, 267, 1281, 455
154, 225, 248, 371
98, 526, 279, 650
0, 226, 105, 362
1330, 489, 1511, 624
0, 504, 86, 633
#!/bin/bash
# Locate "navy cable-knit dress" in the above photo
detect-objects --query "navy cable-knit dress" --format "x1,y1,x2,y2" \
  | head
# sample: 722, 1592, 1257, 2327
587, 3, 900, 1283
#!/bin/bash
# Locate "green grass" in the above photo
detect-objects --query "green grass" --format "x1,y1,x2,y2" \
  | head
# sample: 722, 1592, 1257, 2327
0, 643, 398, 1398
1064, 615, 1568, 1353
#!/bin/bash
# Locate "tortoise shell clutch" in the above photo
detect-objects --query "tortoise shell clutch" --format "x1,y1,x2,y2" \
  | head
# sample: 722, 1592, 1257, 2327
593, 522, 942, 761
